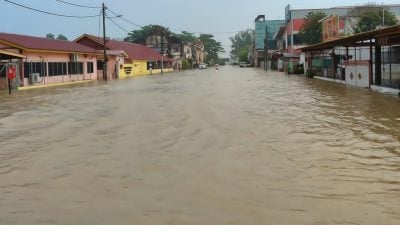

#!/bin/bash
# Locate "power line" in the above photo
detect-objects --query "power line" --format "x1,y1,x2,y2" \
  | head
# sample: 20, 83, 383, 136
106, 8, 143, 29
3, 0, 99, 18
106, 7, 242, 35
107, 16, 130, 34
55, 0, 101, 9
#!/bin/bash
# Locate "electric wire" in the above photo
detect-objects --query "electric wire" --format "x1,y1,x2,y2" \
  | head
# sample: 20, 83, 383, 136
106, 8, 143, 29
106, 7, 242, 35
107, 16, 130, 34
55, 0, 101, 9
3, 0, 99, 18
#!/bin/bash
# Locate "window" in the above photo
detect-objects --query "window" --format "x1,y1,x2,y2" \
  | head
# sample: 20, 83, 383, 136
87, 62, 94, 74
68, 62, 83, 75
147, 61, 160, 70
23, 62, 47, 78
48, 62, 67, 76
0, 65, 6, 78
293, 34, 304, 45
97, 60, 104, 70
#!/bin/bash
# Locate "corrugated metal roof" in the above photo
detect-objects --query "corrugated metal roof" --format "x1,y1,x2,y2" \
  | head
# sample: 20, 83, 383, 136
0, 32, 95, 53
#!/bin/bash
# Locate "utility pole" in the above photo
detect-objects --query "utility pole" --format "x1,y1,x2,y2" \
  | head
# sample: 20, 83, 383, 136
161, 32, 164, 75
102, 3, 108, 81
264, 26, 268, 71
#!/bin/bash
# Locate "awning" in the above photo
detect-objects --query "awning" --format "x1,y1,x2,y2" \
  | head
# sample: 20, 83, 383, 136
0, 49, 26, 60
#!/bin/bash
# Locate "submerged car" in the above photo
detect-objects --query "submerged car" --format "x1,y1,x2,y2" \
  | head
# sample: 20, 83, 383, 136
198, 63, 208, 69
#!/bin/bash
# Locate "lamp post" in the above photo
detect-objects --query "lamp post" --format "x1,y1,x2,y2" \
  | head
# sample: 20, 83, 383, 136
102, 3, 108, 81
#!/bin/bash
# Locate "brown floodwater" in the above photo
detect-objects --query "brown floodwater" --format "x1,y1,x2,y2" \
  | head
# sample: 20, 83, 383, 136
0, 67, 400, 225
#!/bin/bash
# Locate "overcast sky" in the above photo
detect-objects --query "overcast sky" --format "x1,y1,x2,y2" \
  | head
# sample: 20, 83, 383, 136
1, 0, 399, 57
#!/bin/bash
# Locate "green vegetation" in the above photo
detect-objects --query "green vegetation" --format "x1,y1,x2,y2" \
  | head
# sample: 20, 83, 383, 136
306, 70, 316, 78
181, 59, 191, 70
348, 3, 398, 33
46, 33, 55, 39
56, 34, 68, 41
176, 31, 197, 42
199, 34, 224, 65
125, 25, 172, 43
125, 25, 224, 66
230, 29, 254, 63
218, 58, 230, 65
46, 33, 68, 40
299, 11, 327, 45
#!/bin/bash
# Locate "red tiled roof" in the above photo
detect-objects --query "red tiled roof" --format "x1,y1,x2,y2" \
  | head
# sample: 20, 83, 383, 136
0, 32, 95, 53
77, 34, 171, 61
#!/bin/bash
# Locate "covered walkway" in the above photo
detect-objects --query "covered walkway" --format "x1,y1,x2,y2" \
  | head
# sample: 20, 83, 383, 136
302, 25, 400, 89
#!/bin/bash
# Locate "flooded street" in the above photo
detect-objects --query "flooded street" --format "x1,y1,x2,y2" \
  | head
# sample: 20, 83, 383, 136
1, 66, 400, 225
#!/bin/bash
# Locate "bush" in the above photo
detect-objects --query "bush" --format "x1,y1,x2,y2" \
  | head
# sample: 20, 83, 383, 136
182, 59, 191, 70
306, 70, 316, 78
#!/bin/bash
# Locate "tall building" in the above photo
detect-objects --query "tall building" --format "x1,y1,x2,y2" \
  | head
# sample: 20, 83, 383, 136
254, 15, 285, 67
255, 15, 285, 50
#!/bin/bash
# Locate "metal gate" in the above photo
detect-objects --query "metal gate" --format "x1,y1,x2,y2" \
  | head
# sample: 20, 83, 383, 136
0, 62, 21, 92
345, 61, 370, 88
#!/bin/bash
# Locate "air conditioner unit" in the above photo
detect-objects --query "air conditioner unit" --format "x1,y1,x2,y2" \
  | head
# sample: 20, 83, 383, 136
70, 54, 79, 62
29, 73, 40, 84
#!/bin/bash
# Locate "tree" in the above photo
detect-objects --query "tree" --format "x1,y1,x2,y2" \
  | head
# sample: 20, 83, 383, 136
238, 48, 249, 62
181, 59, 191, 70
125, 25, 171, 44
218, 58, 229, 65
176, 31, 197, 43
349, 3, 398, 33
299, 11, 327, 45
57, 34, 68, 40
46, 33, 55, 39
230, 29, 254, 61
199, 34, 224, 65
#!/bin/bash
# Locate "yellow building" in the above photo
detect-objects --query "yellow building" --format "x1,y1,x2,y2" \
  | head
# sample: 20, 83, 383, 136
75, 34, 173, 79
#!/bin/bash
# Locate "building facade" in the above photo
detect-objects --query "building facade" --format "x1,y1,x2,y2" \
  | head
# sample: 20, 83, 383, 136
254, 15, 285, 68
75, 34, 172, 79
0, 32, 97, 91
283, 4, 400, 54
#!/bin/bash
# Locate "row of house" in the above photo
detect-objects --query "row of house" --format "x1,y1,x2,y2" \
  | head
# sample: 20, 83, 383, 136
0, 32, 206, 91
131, 30, 206, 69
251, 4, 400, 94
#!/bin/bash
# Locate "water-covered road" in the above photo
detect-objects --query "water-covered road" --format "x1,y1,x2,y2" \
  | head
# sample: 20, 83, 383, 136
1, 66, 400, 225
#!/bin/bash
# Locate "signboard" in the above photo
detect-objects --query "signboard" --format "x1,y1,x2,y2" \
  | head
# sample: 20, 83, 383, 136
7, 66, 16, 80
285, 4, 291, 22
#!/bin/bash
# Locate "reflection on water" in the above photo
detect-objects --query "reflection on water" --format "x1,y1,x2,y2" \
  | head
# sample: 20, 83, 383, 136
0, 68, 400, 225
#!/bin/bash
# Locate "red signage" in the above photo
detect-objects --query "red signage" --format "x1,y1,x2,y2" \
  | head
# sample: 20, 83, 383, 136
7, 66, 16, 80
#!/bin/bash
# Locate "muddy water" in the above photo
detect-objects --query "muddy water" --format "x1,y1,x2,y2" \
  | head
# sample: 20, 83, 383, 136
0, 67, 400, 225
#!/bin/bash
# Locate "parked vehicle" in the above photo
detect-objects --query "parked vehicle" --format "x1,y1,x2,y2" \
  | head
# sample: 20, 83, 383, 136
239, 62, 248, 68
198, 63, 207, 69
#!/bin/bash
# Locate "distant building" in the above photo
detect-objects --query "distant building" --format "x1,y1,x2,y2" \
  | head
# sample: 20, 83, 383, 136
321, 15, 347, 42
254, 15, 285, 68
271, 4, 400, 74
75, 34, 172, 79
192, 40, 206, 65
282, 4, 400, 54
